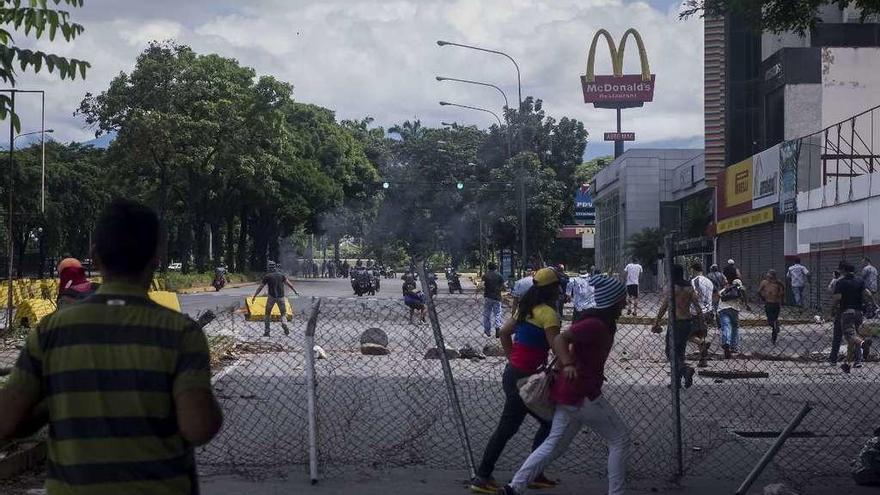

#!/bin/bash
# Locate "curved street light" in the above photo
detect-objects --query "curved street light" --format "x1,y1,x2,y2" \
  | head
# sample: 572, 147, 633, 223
437, 40, 522, 112
436, 76, 509, 111
439, 100, 525, 277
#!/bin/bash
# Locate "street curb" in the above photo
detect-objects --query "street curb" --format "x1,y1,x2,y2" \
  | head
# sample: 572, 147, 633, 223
176, 282, 259, 295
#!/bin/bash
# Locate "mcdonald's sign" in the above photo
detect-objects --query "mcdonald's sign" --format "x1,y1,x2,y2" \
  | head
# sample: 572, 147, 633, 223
581, 28, 656, 109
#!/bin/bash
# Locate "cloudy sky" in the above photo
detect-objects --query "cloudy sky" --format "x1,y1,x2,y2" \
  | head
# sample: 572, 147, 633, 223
14, 0, 704, 158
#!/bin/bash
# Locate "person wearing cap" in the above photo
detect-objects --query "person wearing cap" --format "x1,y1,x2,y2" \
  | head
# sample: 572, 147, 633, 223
471, 268, 561, 494
757, 270, 786, 344
718, 279, 751, 359
56, 258, 99, 308
500, 275, 629, 495
723, 259, 742, 285
651, 264, 703, 388
567, 268, 596, 321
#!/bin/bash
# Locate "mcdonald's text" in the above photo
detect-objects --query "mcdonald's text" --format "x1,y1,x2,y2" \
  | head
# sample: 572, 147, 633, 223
581, 74, 656, 104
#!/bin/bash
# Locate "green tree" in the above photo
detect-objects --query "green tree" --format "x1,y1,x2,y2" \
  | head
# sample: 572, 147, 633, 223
626, 227, 665, 275
575, 155, 612, 185
680, 1, 880, 34
0, 0, 90, 129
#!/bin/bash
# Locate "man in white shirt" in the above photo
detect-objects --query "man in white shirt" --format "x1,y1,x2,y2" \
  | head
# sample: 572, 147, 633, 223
567, 268, 595, 320
511, 267, 535, 307
689, 262, 714, 367
863, 257, 878, 295
786, 257, 810, 309
623, 258, 643, 316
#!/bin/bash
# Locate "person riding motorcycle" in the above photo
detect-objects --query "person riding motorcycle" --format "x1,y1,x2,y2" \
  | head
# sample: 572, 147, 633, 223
213, 264, 228, 291
445, 266, 463, 294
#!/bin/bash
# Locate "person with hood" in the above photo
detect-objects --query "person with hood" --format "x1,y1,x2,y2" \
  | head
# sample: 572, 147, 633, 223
56, 258, 98, 308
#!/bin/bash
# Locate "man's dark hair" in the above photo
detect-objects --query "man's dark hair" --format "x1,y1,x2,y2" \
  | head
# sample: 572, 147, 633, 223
866, 257, 873, 264
794, 257, 801, 264
844, 263, 856, 274
94, 199, 160, 276
691, 262, 703, 273
631, 257, 637, 263
488, 262, 497, 271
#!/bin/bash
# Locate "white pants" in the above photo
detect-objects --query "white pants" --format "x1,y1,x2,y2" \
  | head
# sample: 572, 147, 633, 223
510, 396, 629, 495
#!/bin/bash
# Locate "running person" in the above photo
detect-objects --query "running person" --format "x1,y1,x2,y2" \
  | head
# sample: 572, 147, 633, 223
252, 264, 300, 337
402, 279, 427, 324
651, 265, 702, 388
689, 262, 714, 368
757, 270, 785, 344
787, 257, 810, 309
482, 262, 505, 337
470, 268, 562, 494
831, 263, 873, 373
499, 275, 629, 495
623, 258, 642, 316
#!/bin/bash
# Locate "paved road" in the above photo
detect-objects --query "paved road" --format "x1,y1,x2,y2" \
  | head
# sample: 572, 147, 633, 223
197, 291, 880, 484
180, 276, 477, 316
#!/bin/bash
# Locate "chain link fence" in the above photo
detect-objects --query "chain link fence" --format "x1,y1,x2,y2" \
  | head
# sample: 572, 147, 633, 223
195, 274, 880, 484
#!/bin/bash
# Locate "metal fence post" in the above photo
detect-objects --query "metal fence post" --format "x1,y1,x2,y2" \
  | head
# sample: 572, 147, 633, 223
416, 259, 477, 477
665, 234, 684, 477
304, 297, 322, 484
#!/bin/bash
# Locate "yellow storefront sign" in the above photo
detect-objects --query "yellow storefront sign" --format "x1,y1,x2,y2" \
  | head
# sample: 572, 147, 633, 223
716, 207, 774, 234
725, 157, 753, 207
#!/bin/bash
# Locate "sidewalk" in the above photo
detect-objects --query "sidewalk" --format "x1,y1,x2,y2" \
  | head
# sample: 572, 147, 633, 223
201, 467, 877, 495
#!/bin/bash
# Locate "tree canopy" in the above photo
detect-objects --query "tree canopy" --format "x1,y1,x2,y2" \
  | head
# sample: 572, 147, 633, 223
0, 0, 90, 130
680, 0, 880, 34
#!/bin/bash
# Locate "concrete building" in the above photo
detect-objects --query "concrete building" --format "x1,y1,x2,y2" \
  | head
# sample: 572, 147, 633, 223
705, 6, 880, 296
592, 149, 705, 286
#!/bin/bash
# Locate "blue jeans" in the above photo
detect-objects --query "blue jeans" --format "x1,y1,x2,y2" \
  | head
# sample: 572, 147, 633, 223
719, 309, 740, 350
483, 298, 502, 332
792, 286, 805, 307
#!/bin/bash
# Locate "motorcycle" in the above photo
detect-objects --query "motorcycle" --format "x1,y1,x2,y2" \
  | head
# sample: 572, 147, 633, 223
212, 271, 227, 292
446, 270, 463, 294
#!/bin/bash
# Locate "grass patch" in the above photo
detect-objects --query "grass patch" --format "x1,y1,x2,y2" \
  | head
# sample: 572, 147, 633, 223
162, 272, 260, 292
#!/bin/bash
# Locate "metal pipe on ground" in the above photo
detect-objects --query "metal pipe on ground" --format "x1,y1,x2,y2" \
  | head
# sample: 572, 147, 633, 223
735, 402, 813, 495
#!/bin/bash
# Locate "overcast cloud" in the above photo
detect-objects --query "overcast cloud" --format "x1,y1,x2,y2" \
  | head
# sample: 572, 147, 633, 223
12, 0, 703, 157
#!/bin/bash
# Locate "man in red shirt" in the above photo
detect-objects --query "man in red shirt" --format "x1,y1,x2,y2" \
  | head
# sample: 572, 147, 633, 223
499, 275, 628, 495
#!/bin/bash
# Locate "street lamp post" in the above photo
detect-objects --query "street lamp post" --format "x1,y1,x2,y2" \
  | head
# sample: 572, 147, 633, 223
436, 41, 522, 112
438, 101, 510, 158
437, 41, 528, 274
435, 76, 509, 112
438, 100, 526, 277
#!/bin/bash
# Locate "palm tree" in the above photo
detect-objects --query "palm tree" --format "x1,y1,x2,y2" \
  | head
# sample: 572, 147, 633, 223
388, 120, 427, 142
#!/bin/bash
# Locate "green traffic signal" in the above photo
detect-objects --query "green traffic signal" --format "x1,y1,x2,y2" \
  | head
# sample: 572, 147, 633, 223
382, 182, 390, 189
456, 182, 464, 190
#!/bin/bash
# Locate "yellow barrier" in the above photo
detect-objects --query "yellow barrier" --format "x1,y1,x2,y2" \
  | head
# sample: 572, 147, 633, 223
16, 298, 57, 328
148, 291, 181, 313
245, 297, 294, 322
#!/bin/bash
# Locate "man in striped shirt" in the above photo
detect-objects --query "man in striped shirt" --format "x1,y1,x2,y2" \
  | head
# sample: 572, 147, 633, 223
0, 199, 223, 494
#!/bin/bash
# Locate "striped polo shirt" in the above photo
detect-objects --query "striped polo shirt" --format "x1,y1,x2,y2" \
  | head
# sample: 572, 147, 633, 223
5, 281, 212, 495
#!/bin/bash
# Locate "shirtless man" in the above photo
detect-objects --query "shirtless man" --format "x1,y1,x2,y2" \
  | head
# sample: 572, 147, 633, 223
757, 269, 786, 344
652, 264, 703, 388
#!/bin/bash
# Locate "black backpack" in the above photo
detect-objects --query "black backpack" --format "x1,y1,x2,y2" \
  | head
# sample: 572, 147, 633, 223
720, 285, 741, 302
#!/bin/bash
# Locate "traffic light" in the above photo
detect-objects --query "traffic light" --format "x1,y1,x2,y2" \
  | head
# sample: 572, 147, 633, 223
382, 182, 390, 189
456, 182, 464, 190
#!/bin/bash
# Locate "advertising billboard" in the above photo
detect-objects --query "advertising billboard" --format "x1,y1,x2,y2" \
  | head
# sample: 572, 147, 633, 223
725, 158, 753, 208
582, 28, 655, 109
574, 185, 596, 225
752, 143, 780, 209
779, 140, 800, 214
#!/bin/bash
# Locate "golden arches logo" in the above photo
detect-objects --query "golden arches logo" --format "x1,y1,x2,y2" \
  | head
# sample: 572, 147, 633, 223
585, 28, 651, 83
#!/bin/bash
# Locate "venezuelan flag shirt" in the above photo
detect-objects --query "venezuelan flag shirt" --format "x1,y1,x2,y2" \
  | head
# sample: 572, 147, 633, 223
509, 303, 560, 374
